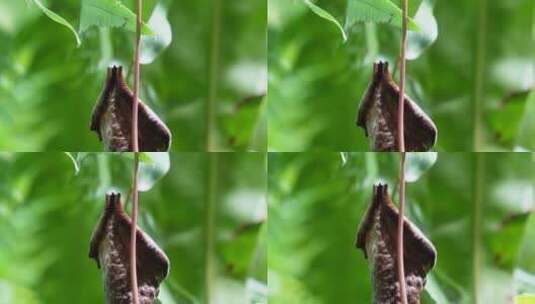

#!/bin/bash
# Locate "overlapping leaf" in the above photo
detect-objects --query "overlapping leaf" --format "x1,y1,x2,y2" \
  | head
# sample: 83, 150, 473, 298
80, 0, 153, 34
30, 0, 81, 46
345, 0, 420, 32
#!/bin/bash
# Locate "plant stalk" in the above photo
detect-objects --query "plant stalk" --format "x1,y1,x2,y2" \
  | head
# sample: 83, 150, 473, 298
130, 0, 142, 303
397, 12, 407, 153
397, 0, 409, 303
205, 0, 222, 151
472, 0, 488, 298
397, 153, 408, 304
474, 0, 487, 151
132, 0, 142, 153
205, 153, 218, 303
130, 153, 140, 304
473, 153, 484, 304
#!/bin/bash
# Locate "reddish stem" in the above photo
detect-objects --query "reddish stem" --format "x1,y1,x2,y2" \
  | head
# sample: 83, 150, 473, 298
397, 0, 409, 303
132, 0, 141, 153
398, 9, 407, 153
130, 153, 140, 304
130, 0, 142, 303
397, 153, 407, 304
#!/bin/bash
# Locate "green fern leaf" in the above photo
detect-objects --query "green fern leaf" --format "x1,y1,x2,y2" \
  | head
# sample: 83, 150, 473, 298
80, 0, 154, 35
345, 0, 421, 32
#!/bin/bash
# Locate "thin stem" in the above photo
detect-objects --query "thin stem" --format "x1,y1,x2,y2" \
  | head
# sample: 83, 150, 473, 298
204, 153, 218, 304
472, 0, 489, 294
473, 153, 484, 304
132, 0, 142, 152
474, 0, 487, 150
396, 0, 409, 303
472, 0, 488, 296
398, 3, 407, 153
130, 153, 140, 304
397, 153, 408, 304
129, 0, 142, 302
205, 0, 222, 151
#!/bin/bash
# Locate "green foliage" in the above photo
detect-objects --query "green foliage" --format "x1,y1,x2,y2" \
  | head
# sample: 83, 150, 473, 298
138, 152, 170, 191
516, 92, 535, 150
0, 280, 39, 304
473, 0, 534, 151
140, 3, 172, 64
405, 152, 437, 182
268, 0, 534, 151
303, 0, 347, 41
0, 0, 266, 151
30, 0, 81, 46
392, 0, 424, 17
489, 92, 529, 148
490, 213, 530, 270
0, 153, 267, 303
406, 0, 437, 60
268, 152, 535, 303
489, 90, 535, 151
301, 0, 423, 42
516, 211, 535, 294
64, 152, 80, 174
516, 294, 535, 304
221, 223, 263, 279
345, 0, 420, 32
79, 0, 153, 35
222, 96, 267, 151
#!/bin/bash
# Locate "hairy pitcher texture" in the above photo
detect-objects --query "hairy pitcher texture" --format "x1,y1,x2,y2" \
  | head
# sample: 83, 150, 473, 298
89, 192, 169, 304
90, 66, 172, 152
356, 184, 437, 304
356, 62, 437, 152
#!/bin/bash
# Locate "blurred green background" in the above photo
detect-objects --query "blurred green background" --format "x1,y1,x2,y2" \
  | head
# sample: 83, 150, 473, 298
0, 0, 266, 151
268, 152, 535, 303
268, 0, 534, 151
0, 152, 267, 303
